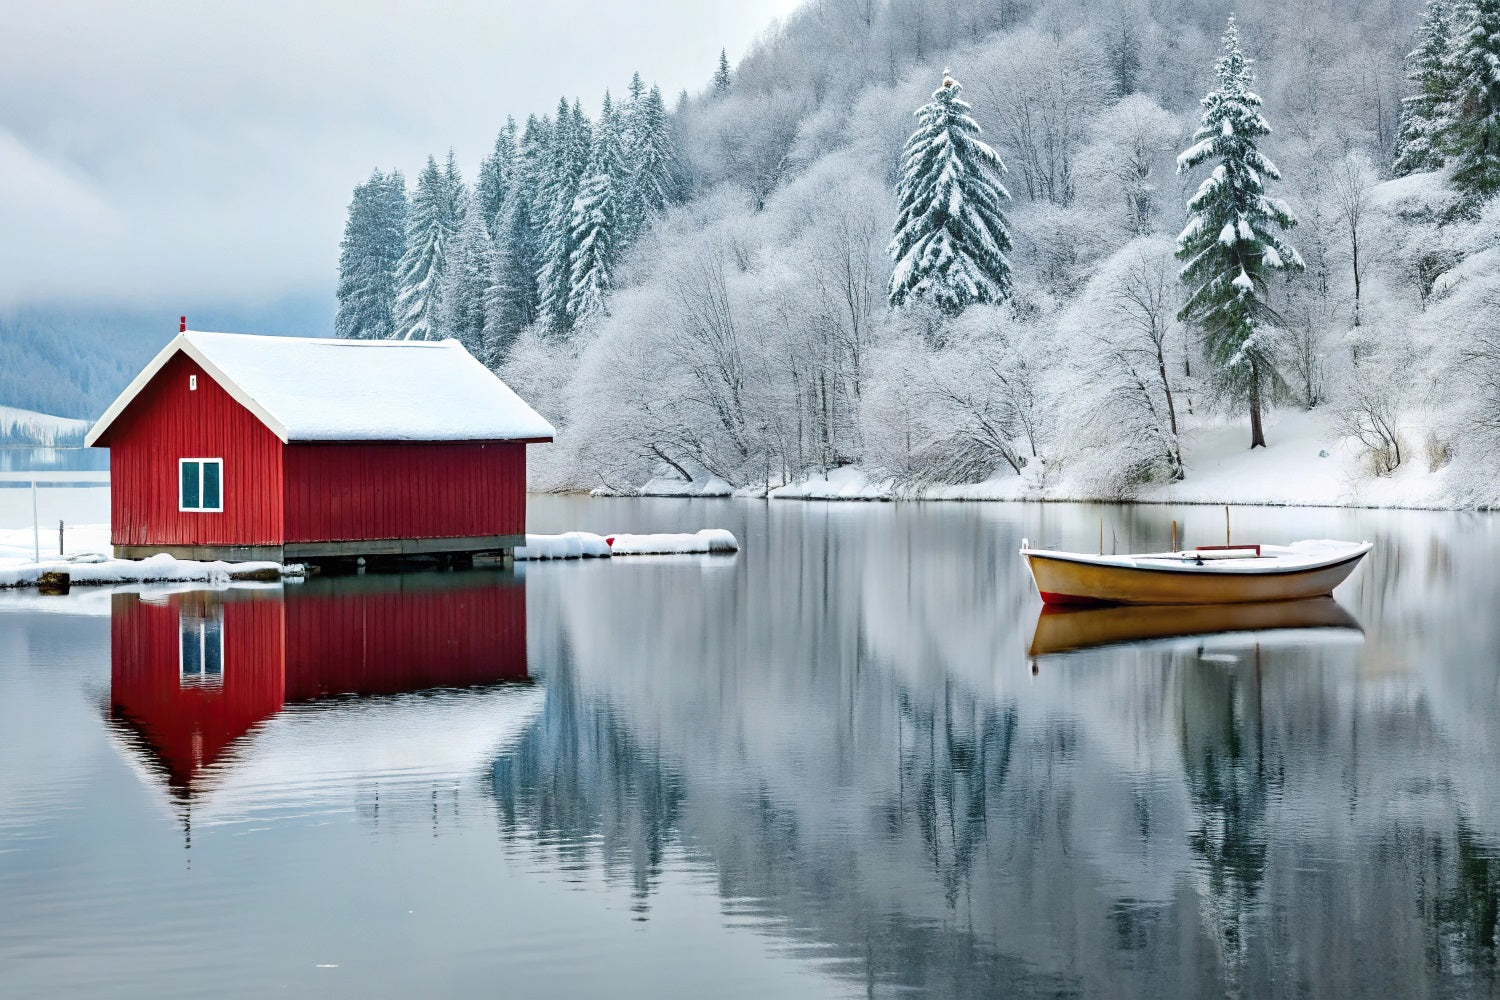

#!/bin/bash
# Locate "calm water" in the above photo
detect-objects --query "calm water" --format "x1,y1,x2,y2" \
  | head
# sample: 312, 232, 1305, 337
2, 498, 1498, 998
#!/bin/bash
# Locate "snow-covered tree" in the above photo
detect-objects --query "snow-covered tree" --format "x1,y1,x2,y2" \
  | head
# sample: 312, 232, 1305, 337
1394, 0, 1458, 176
392, 152, 466, 341
487, 115, 551, 352
568, 98, 626, 325
335, 169, 407, 340
888, 69, 1013, 314
713, 49, 732, 95
538, 98, 593, 332
1176, 17, 1303, 449
622, 83, 680, 240
1077, 94, 1181, 235
1448, 0, 1500, 207
438, 202, 494, 357
475, 118, 517, 240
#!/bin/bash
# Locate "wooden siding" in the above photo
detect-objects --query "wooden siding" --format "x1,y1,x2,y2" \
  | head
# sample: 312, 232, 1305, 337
104, 353, 285, 548
282, 442, 526, 543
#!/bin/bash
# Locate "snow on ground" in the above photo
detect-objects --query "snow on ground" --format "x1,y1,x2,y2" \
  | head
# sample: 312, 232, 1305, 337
0, 405, 89, 444
633, 476, 735, 498
0, 553, 301, 589
516, 529, 739, 559
769, 409, 1455, 508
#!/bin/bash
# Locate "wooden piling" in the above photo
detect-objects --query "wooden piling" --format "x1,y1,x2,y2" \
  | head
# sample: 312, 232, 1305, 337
38, 571, 70, 596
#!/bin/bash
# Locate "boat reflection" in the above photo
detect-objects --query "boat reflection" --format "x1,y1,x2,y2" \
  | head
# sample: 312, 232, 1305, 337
107, 572, 538, 824
1027, 596, 1363, 658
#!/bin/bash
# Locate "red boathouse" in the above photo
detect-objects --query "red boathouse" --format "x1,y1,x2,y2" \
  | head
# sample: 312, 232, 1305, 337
86, 331, 554, 562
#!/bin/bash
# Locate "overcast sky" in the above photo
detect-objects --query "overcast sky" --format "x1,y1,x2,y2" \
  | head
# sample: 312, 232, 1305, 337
0, 0, 800, 314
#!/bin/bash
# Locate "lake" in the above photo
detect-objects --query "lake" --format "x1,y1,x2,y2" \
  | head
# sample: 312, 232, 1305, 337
1, 497, 1498, 998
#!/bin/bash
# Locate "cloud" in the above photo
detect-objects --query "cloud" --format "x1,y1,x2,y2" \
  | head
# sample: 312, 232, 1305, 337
0, 0, 792, 311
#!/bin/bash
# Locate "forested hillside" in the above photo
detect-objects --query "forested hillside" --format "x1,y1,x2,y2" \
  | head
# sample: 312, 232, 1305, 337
335, 0, 1500, 507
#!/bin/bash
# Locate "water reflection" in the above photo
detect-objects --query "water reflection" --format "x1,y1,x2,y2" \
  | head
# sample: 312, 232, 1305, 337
494, 500, 1500, 997
7, 499, 1500, 998
107, 573, 536, 828
1028, 598, 1362, 658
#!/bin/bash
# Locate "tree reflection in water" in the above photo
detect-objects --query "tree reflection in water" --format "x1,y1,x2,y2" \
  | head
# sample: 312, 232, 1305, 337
488, 497, 1500, 998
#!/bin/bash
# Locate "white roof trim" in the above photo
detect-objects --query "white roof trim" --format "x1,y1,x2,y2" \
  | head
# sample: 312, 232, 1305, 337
86, 333, 292, 447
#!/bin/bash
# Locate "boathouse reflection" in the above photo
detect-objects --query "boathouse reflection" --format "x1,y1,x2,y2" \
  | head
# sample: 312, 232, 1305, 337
108, 573, 531, 802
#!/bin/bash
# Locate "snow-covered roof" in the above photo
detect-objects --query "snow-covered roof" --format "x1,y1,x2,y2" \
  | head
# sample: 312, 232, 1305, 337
86, 331, 555, 446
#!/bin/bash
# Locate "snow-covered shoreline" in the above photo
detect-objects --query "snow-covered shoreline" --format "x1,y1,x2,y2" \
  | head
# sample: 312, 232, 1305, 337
0, 553, 304, 590
623, 410, 1473, 511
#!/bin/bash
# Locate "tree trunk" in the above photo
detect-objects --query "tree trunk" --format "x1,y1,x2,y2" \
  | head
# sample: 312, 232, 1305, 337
1248, 359, 1267, 449
1351, 227, 1361, 327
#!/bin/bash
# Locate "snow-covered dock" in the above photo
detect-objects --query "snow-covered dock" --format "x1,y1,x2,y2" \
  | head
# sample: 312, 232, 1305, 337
515, 529, 738, 561
0, 552, 305, 590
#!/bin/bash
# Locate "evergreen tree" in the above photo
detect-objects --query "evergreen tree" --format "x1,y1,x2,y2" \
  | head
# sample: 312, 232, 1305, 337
488, 115, 551, 348
538, 97, 594, 332
476, 118, 518, 239
1176, 18, 1303, 449
335, 168, 407, 340
621, 82, 680, 240
568, 100, 626, 325
713, 48, 732, 95
1395, 0, 1458, 176
438, 202, 494, 356
887, 69, 1013, 314
393, 152, 466, 341
1447, 0, 1500, 207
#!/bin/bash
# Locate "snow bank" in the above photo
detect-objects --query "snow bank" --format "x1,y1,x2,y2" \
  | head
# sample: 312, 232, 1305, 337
515, 529, 739, 560
633, 476, 735, 498
0, 552, 305, 589
767, 410, 1455, 509
514, 531, 613, 560
607, 529, 739, 555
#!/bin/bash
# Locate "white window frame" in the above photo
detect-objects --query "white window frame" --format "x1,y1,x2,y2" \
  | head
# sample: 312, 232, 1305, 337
179, 614, 225, 687
178, 457, 224, 513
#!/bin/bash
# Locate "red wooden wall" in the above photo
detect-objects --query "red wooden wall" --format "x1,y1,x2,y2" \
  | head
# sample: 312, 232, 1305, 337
282, 442, 527, 543
102, 354, 285, 548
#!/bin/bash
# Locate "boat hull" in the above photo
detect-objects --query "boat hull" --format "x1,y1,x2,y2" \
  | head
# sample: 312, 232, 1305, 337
1022, 547, 1369, 606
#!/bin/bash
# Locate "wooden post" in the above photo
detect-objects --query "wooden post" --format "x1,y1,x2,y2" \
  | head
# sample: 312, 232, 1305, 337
1171, 519, 1178, 553
59, 520, 64, 557
38, 571, 70, 596
1099, 517, 1104, 556
1225, 505, 1231, 547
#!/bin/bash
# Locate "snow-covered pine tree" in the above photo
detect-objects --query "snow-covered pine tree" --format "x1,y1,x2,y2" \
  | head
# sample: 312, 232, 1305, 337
621, 82, 679, 241
713, 49, 731, 95
335, 168, 407, 340
1394, 0, 1458, 176
476, 118, 518, 240
438, 202, 494, 357
393, 153, 466, 341
887, 69, 1013, 314
1447, 0, 1500, 207
1175, 17, 1303, 449
538, 98, 594, 332
568, 100, 626, 325
487, 115, 551, 353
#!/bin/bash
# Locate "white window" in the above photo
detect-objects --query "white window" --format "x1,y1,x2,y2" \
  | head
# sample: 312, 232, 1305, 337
179, 458, 223, 513
180, 613, 224, 687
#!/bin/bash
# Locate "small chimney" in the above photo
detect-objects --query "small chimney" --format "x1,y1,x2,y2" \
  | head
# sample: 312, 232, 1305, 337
179, 315, 187, 333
